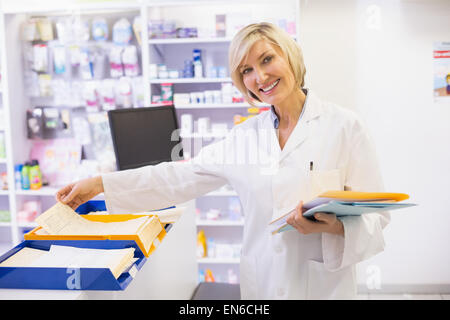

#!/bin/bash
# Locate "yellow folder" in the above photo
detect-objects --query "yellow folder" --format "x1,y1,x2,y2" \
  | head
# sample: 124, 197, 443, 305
317, 191, 409, 202
25, 214, 167, 258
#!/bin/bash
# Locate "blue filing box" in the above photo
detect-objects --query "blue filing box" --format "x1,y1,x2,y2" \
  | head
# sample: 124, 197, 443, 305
0, 200, 174, 290
0, 239, 146, 290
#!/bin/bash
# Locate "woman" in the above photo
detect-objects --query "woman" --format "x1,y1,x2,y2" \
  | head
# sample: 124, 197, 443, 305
57, 22, 389, 299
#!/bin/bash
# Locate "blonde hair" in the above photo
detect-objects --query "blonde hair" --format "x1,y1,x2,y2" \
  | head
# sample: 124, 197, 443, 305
228, 22, 306, 106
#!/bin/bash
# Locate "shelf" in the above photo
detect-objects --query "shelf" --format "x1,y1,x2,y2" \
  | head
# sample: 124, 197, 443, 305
0, 222, 12, 227
150, 77, 232, 84
196, 219, 244, 226
15, 186, 105, 199
149, 37, 232, 44
0, 190, 9, 195
15, 186, 60, 196
197, 257, 240, 264
175, 103, 270, 109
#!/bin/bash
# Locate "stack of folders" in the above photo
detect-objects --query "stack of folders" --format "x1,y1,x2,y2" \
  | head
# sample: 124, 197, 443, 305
269, 191, 417, 234
1, 202, 164, 279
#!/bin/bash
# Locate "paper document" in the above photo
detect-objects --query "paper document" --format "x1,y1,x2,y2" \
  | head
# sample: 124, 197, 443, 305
36, 202, 157, 236
269, 191, 416, 234
146, 206, 185, 223
0, 247, 47, 267
0, 245, 137, 279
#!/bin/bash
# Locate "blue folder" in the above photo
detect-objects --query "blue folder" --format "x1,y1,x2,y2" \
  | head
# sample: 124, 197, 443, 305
277, 201, 416, 233
0, 239, 146, 290
302, 201, 416, 217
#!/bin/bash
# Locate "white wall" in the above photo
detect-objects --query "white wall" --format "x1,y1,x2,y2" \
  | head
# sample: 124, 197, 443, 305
300, 0, 450, 292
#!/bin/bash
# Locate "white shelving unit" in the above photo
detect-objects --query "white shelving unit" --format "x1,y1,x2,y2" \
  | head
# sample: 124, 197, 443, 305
0, 0, 300, 283
0, 1, 143, 247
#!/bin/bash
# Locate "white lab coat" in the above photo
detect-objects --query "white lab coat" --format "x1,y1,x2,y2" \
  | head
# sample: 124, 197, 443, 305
102, 89, 390, 300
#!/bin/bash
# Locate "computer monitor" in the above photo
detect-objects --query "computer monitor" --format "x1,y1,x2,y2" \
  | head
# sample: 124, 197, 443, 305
108, 105, 183, 170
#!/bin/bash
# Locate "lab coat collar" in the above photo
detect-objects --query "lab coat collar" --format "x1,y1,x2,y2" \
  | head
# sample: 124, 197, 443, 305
279, 89, 323, 160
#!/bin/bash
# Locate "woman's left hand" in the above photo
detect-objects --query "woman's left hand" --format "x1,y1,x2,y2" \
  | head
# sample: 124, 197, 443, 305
286, 201, 345, 236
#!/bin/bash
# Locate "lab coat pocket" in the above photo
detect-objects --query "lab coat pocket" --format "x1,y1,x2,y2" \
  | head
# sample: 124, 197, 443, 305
309, 169, 343, 199
239, 255, 258, 300
306, 260, 356, 300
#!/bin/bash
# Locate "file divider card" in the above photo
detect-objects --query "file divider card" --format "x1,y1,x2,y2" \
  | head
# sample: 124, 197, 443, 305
0, 239, 147, 290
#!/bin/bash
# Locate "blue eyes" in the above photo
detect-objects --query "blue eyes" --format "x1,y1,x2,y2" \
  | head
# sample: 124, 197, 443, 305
241, 55, 273, 75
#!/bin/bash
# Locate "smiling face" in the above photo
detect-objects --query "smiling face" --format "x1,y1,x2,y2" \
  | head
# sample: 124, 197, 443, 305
239, 39, 297, 107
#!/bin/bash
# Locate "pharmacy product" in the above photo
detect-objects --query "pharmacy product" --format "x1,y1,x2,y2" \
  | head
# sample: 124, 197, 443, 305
80, 48, 94, 80
149, 64, 158, 79
180, 114, 193, 135
112, 18, 132, 45
33, 44, 48, 73
109, 46, 124, 78
197, 230, 207, 258
53, 45, 66, 74
123, 45, 139, 77
36, 18, 54, 41
197, 117, 211, 134
21, 162, 31, 190
193, 49, 203, 78
118, 77, 133, 108
161, 83, 173, 103
55, 18, 72, 44
83, 81, 100, 112
29, 159, 42, 190
14, 164, 23, 190
73, 18, 90, 42
92, 18, 108, 41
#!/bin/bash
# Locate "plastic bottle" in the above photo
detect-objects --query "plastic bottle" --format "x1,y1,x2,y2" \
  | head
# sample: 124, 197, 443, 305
29, 159, 42, 190
247, 107, 260, 119
228, 269, 238, 284
21, 162, 31, 190
196, 230, 207, 258
193, 49, 203, 78
205, 269, 215, 282
207, 238, 215, 258
198, 270, 205, 283
193, 60, 203, 78
14, 164, 23, 190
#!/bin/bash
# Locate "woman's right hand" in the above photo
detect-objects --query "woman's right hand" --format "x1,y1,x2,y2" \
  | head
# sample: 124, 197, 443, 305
56, 176, 104, 210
